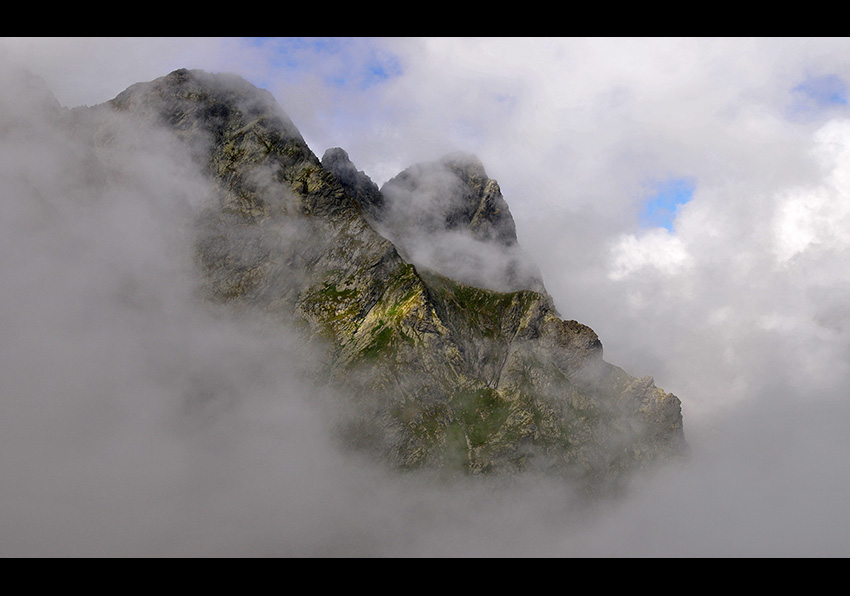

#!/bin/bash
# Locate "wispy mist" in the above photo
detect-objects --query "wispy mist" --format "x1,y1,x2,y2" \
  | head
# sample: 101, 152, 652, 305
3, 39, 850, 557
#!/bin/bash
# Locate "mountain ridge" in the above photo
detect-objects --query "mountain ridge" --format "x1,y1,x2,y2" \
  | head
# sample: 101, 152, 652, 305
43, 68, 687, 493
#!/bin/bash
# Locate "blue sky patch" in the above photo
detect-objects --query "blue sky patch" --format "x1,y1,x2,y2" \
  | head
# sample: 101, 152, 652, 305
362, 54, 402, 88
794, 73, 848, 107
789, 73, 848, 119
640, 177, 695, 231
247, 37, 401, 91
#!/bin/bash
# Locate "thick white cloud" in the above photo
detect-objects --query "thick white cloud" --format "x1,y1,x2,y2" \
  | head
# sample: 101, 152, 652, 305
3, 37, 850, 556
609, 229, 694, 280
773, 119, 850, 262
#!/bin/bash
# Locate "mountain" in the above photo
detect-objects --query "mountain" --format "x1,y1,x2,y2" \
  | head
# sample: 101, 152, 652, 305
27, 68, 688, 494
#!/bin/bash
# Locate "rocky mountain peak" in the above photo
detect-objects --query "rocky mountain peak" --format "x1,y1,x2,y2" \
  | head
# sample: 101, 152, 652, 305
111, 68, 303, 143
321, 147, 385, 221
379, 152, 518, 247
372, 151, 541, 293
52, 68, 685, 493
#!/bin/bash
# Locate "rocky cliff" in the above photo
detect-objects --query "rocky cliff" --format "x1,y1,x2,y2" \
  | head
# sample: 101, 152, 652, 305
75, 69, 685, 493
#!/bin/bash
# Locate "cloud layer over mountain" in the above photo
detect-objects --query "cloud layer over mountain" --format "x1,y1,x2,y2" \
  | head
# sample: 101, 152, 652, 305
3, 38, 850, 556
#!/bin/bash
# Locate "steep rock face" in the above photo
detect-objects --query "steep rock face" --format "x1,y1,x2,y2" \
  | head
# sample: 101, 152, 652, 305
109, 69, 400, 320
102, 69, 685, 493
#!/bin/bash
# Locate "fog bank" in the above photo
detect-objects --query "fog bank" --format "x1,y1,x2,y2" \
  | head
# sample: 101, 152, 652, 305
3, 42, 850, 556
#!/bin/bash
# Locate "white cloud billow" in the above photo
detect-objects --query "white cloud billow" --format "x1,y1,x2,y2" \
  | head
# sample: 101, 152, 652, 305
608, 228, 694, 280
773, 119, 850, 263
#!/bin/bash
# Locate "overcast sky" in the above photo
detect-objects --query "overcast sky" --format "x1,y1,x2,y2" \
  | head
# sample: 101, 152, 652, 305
3, 37, 850, 556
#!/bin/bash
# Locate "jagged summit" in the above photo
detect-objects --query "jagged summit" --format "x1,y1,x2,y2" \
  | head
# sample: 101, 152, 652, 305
380, 152, 518, 247
372, 151, 544, 293
79, 68, 685, 492
111, 68, 304, 144
321, 147, 385, 222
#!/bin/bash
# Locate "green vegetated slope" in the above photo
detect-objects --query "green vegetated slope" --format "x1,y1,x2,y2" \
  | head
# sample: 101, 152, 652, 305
107, 69, 686, 493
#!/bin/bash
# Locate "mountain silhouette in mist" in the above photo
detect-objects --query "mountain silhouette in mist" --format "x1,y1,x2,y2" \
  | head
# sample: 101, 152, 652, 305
42, 68, 689, 493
